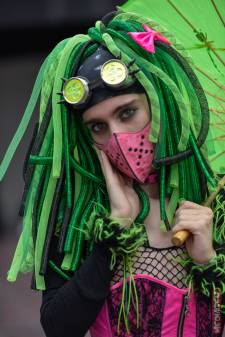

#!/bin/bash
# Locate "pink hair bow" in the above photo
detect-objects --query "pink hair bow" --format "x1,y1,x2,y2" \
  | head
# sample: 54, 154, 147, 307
128, 23, 170, 53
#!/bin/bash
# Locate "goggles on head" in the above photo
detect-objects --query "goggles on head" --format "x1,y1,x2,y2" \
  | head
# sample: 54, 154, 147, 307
62, 59, 137, 108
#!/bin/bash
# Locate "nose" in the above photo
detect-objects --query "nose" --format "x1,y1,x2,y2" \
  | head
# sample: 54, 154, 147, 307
108, 121, 124, 136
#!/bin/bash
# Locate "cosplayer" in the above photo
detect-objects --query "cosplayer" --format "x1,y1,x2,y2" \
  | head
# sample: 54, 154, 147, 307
2, 7, 225, 337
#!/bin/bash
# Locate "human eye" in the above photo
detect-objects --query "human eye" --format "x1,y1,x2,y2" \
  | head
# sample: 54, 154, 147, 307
119, 107, 137, 121
91, 122, 107, 133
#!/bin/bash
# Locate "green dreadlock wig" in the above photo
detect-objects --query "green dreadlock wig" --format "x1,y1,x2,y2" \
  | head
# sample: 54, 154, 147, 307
3, 9, 225, 293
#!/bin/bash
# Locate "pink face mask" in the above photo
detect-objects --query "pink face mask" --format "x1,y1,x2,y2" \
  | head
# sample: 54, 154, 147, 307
95, 122, 156, 184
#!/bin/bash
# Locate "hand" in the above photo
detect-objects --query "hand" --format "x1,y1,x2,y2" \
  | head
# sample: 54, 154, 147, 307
96, 149, 140, 227
172, 201, 216, 264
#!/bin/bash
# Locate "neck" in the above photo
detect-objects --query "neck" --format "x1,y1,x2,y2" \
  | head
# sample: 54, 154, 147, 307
140, 182, 173, 248
140, 180, 160, 199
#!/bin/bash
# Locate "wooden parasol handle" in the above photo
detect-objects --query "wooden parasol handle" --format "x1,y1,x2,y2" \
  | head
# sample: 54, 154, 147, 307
172, 230, 190, 246
172, 176, 225, 247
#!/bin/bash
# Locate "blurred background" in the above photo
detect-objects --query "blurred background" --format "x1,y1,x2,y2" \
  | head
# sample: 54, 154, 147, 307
0, 1, 125, 336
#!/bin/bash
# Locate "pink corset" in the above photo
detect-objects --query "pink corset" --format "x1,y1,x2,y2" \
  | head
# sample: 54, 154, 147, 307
90, 274, 217, 337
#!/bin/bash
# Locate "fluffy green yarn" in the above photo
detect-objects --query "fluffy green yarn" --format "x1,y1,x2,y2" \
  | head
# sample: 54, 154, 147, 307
86, 206, 147, 266
182, 253, 225, 297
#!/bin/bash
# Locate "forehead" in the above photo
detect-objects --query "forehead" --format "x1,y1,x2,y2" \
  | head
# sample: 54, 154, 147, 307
82, 93, 146, 122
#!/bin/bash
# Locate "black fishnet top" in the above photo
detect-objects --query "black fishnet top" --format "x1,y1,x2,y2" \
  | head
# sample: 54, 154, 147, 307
111, 242, 187, 288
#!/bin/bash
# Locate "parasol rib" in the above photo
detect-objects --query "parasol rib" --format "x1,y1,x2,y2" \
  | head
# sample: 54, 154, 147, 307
195, 66, 225, 92
167, 0, 225, 67
211, 149, 225, 162
210, 0, 225, 27
209, 108, 225, 114
205, 90, 225, 103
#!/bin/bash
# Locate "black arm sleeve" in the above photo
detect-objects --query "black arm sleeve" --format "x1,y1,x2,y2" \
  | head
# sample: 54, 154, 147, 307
40, 241, 113, 337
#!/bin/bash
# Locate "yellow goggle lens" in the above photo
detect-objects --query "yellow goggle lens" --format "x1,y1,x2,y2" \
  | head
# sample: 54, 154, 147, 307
63, 78, 86, 104
101, 60, 128, 87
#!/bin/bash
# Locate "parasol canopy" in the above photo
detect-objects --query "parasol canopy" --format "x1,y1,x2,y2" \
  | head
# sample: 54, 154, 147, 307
121, 0, 225, 173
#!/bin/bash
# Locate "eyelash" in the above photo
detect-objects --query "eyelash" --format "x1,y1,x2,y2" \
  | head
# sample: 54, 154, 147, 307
90, 107, 137, 133
119, 108, 137, 120
91, 122, 106, 133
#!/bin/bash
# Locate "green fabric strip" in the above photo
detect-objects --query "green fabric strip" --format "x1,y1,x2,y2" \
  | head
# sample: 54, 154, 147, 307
52, 35, 90, 178
70, 155, 104, 185
49, 260, 71, 280
62, 238, 76, 270
35, 169, 58, 290
130, 54, 190, 151
136, 71, 160, 143
164, 51, 202, 138
7, 166, 43, 282
166, 187, 179, 225
7, 120, 53, 284
64, 170, 87, 253
62, 148, 82, 270
0, 56, 49, 181
71, 201, 94, 270
169, 164, 179, 188
40, 39, 69, 124
29, 156, 52, 164
7, 194, 34, 282
62, 107, 72, 208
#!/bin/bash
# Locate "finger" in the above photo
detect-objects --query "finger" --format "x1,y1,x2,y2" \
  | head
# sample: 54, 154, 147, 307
178, 200, 202, 210
100, 151, 116, 177
175, 209, 205, 218
95, 150, 133, 197
172, 222, 197, 234
99, 151, 127, 194
94, 148, 114, 178
172, 220, 210, 235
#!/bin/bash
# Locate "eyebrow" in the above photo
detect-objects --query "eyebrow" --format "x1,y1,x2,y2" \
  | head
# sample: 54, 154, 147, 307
84, 99, 137, 125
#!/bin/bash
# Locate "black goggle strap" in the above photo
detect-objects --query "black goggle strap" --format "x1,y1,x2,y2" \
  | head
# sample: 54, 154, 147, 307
61, 60, 137, 107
